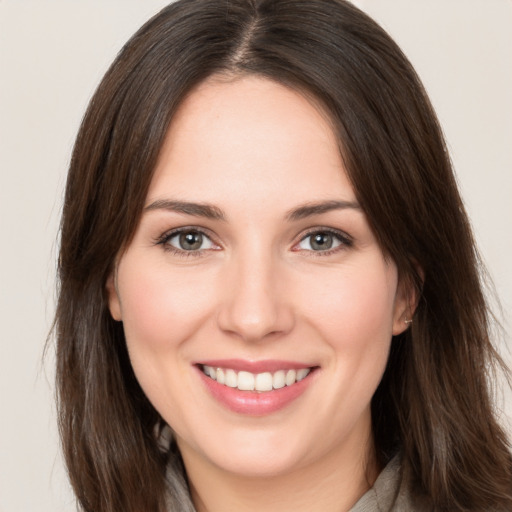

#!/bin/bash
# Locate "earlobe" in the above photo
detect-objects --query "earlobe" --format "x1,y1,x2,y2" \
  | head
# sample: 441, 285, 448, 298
392, 276, 420, 336
106, 273, 122, 321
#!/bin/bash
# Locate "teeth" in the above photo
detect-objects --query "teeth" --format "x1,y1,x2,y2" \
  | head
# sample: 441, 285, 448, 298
238, 371, 255, 391
255, 372, 273, 391
273, 370, 286, 389
238, 372, 254, 391
202, 365, 311, 392
225, 369, 237, 388
285, 369, 296, 386
296, 368, 310, 381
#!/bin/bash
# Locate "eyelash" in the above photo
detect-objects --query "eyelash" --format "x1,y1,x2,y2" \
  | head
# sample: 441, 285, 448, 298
293, 228, 353, 257
155, 227, 220, 258
155, 227, 353, 257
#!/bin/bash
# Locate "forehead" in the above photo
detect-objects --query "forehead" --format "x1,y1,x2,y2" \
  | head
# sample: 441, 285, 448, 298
147, 75, 355, 210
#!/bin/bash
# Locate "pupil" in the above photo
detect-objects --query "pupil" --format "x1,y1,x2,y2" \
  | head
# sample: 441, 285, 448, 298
180, 231, 202, 250
311, 233, 332, 250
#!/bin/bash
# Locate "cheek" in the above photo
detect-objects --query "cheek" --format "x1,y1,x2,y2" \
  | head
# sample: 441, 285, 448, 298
301, 258, 397, 345
301, 260, 396, 422
117, 257, 218, 355
115, 258, 220, 423
299, 256, 397, 399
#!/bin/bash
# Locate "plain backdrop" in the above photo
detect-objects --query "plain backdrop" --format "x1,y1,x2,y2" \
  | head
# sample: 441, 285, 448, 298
1, 1, 511, 511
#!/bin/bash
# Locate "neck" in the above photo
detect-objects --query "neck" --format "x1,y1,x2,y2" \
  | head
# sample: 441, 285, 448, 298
180, 433, 379, 512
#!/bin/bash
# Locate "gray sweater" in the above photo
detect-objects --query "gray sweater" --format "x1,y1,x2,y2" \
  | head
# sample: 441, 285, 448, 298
350, 456, 431, 512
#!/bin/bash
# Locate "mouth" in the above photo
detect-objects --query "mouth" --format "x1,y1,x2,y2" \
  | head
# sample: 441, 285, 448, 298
200, 365, 312, 392
195, 360, 318, 415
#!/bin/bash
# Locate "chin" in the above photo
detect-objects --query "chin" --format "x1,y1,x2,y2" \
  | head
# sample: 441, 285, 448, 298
177, 422, 316, 478
210, 446, 307, 478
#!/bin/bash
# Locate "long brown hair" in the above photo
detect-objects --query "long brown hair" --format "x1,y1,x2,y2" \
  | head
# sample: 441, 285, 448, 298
55, 1, 512, 510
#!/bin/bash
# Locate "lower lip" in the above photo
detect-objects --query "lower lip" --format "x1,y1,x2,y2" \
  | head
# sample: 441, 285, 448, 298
196, 367, 316, 416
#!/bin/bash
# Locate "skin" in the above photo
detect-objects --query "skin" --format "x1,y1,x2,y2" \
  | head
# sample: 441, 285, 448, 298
107, 75, 413, 512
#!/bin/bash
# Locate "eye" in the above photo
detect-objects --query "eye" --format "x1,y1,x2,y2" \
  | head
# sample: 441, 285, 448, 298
296, 230, 351, 252
160, 229, 217, 253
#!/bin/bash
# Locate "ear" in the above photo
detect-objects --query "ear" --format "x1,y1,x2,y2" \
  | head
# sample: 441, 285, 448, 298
106, 272, 122, 321
392, 274, 420, 336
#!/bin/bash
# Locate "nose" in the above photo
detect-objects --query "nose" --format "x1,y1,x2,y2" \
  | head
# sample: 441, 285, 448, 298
216, 251, 294, 343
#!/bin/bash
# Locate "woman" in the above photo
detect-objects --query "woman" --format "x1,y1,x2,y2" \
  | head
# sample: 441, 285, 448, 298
55, 0, 512, 510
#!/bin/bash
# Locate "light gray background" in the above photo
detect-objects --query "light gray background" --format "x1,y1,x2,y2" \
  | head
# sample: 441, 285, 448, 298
1, 1, 511, 511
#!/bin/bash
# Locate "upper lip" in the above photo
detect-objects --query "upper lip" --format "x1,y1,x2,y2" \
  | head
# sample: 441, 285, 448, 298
195, 359, 315, 374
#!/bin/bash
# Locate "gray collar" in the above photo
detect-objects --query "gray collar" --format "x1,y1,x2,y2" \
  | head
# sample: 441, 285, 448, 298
349, 456, 432, 512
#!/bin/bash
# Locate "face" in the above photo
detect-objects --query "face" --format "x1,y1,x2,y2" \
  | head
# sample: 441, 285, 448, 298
108, 76, 411, 479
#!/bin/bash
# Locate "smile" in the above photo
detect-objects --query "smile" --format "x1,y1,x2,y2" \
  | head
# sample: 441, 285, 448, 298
201, 365, 311, 392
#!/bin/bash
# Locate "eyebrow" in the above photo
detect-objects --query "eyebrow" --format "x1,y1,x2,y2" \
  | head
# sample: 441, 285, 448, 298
144, 198, 361, 222
285, 200, 361, 221
144, 199, 226, 221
